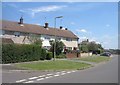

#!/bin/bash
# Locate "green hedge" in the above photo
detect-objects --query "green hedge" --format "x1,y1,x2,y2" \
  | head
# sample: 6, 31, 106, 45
56, 54, 66, 59
46, 52, 52, 60
2, 44, 46, 64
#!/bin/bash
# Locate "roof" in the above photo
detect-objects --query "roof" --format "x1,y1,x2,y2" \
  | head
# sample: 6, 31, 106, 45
1, 38, 14, 44
2, 20, 79, 39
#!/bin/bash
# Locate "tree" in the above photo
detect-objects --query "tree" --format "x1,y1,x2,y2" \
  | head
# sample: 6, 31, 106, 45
28, 34, 42, 47
87, 42, 98, 52
79, 44, 88, 53
49, 40, 64, 56
79, 41, 104, 54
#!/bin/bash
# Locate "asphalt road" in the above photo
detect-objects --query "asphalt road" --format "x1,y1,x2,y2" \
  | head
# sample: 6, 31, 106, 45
2, 55, 118, 83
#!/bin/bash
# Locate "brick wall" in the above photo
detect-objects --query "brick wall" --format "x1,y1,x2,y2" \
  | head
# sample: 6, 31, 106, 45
66, 52, 80, 58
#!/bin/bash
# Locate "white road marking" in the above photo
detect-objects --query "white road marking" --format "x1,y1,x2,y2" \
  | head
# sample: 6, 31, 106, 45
72, 70, 76, 72
45, 76, 52, 79
61, 73, 66, 75
16, 70, 77, 83
47, 74, 53, 76
16, 79, 26, 83
38, 75, 45, 77
37, 78, 44, 81
25, 80, 34, 83
29, 77, 38, 80
56, 72, 60, 74
54, 74, 60, 77
61, 71, 66, 73
67, 71, 71, 73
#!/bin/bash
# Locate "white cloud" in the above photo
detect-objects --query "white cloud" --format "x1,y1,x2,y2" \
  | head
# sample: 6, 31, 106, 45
19, 5, 67, 17
76, 29, 87, 33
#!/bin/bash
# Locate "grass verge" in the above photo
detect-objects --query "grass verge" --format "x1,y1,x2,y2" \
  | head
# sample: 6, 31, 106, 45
15, 60, 91, 71
80, 56, 111, 63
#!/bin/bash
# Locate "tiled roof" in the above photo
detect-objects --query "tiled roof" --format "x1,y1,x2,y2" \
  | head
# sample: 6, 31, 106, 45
2, 20, 79, 39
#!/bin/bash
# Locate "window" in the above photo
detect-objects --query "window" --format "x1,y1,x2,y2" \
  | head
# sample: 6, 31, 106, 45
66, 38, 72, 41
14, 32, 20, 37
0, 30, 5, 36
45, 37, 50, 40
56, 37, 61, 41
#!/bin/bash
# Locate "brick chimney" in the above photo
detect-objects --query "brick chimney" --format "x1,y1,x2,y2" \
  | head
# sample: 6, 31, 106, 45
44, 23, 48, 28
19, 17, 23, 24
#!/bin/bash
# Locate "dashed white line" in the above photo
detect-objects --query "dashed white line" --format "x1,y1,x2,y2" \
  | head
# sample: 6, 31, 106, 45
16, 79, 26, 83
54, 74, 60, 77
47, 73, 53, 76
36, 78, 44, 81
29, 77, 38, 80
61, 73, 66, 75
67, 71, 71, 73
38, 75, 45, 77
56, 72, 60, 74
61, 71, 66, 73
16, 70, 77, 83
25, 80, 34, 83
45, 76, 52, 79
72, 70, 77, 72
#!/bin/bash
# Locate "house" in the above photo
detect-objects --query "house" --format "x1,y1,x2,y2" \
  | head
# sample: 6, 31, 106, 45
1, 17, 79, 50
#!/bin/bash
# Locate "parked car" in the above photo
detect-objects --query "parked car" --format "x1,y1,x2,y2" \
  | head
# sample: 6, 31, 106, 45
100, 52, 111, 57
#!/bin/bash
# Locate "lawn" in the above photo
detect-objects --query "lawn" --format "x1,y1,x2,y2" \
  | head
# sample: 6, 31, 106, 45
16, 60, 91, 71
80, 56, 111, 63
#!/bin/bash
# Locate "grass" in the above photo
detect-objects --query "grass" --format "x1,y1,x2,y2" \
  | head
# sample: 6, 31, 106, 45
16, 60, 91, 71
79, 55, 111, 63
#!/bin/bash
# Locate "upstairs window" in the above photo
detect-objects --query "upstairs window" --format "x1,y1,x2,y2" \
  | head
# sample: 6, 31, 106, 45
0, 30, 5, 36
66, 38, 72, 41
14, 32, 20, 37
45, 37, 50, 40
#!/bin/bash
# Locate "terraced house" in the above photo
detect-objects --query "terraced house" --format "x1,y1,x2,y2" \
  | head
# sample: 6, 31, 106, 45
1, 17, 79, 50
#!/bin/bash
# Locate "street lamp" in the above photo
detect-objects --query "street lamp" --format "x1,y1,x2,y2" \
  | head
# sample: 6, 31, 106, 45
53, 16, 63, 61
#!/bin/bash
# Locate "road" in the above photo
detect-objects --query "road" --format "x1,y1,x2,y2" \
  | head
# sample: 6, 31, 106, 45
2, 55, 118, 83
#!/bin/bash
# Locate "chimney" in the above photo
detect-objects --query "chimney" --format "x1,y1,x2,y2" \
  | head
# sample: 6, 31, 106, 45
44, 23, 48, 28
60, 26, 63, 29
19, 17, 23, 24
65, 28, 68, 30
87, 39, 89, 42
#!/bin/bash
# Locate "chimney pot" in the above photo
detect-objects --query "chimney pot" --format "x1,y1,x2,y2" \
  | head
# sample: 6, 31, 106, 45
44, 23, 49, 28
65, 28, 68, 30
19, 17, 23, 24
60, 26, 63, 29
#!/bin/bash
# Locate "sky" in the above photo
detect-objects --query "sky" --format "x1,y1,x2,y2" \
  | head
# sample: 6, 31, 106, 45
2, 2, 118, 49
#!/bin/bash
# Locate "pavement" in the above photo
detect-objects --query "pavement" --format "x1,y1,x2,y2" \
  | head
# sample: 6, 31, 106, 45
1, 55, 118, 83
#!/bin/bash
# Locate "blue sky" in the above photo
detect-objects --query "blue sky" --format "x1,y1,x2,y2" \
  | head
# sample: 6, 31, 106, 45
2, 2, 118, 49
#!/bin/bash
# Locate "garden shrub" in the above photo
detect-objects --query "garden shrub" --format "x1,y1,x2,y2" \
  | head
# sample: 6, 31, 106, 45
2, 44, 47, 64
56, 54, 66, 59
46, 52, 52, 60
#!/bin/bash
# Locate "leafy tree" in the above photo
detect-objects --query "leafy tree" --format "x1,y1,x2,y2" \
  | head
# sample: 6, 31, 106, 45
49, 40, 64, 56
87, 42, 98, 52
28, 34, 42, 47
79, 41, 104, 54
79, 44, 88, 53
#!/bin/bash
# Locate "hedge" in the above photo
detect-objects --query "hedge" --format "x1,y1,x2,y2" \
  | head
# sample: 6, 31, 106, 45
46, 52, 52, 60
2, 44, 46, 64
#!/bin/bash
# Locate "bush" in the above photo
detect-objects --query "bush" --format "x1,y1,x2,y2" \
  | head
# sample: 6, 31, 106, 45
56, 54, 66, 59
46, 52, 52, 60
2, 44, 47, 64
